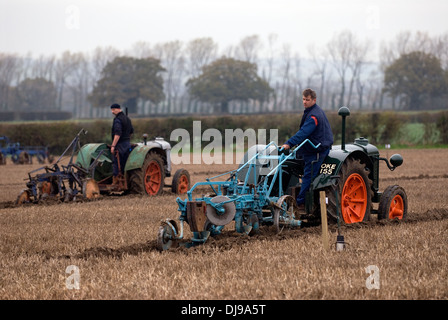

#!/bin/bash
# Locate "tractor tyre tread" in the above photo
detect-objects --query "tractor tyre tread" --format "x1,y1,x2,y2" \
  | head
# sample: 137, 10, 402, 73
128, 151, 165, 196
324, 157, 373, 224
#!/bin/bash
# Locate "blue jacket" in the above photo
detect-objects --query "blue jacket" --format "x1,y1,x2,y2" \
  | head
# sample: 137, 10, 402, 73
111, 111, 134, 144
285, 104, 333, 155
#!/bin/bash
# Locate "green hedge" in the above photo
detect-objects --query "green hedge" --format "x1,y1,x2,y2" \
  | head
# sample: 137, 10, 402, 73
1, 110, 447, 155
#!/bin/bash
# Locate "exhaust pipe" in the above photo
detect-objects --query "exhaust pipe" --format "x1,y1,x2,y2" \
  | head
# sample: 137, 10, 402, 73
338, 106, 350, 151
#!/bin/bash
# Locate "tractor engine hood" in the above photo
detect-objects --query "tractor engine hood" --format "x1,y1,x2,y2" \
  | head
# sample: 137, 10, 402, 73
137, 137, 171, 151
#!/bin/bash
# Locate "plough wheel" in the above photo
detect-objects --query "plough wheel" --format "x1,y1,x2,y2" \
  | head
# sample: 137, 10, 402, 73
18, 151, 31, 164
205, 195, 236, 226
157, 220, 179, 251
16, 189, 31, 205
82, 178, 100, 200
273, 195, 298, 233
40, 181, 52, 195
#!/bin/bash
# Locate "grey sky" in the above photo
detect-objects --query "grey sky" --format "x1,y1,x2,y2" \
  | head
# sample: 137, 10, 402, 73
1, 0, 447, 58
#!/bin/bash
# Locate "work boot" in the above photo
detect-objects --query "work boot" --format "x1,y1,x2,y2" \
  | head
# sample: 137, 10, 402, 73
111, 176, 118, 186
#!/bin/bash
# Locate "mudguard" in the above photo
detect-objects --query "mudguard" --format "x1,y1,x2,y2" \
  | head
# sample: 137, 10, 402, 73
312, 138, 379, 191
76, 143, 110, 169
76, 143, 113, 181
125, 138, 171, 172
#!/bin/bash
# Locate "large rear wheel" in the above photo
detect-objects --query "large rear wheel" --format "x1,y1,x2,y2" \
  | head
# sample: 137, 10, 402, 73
325, 158, 372, 224
128, 151, 165, 196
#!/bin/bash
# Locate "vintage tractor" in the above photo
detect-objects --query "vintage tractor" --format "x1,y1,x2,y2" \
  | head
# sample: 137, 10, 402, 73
157, 107, 408, 251
16, 129, 190, 204
75, 134, 190, 196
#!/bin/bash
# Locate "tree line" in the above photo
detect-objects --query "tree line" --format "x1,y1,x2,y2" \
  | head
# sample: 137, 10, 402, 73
0, 30, 447, 119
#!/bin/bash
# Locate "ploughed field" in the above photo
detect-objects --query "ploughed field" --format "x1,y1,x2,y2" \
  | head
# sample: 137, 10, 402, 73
0, 149, 447, 300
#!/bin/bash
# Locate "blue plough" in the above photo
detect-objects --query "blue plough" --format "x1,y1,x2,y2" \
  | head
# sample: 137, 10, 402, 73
157, 139, 320, 251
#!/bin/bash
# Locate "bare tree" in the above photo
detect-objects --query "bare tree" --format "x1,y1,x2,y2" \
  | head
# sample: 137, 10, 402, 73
379, 31, 436, 71
153, 41, 185, 114
277, 43, 292, 111
185, 37, 218, 78
327, 30, 360, 108
221, 45, 236, 59
90, 46, 120, 117
31, 54, 56, 81
265, 33, 278, 84
327, 30, 371, 109
185, 37, 218, 113
308, 44, 330, 109
258, 33, 279, 112
54, 51, 75, 111
65, 52, 90, 117
347, 38, 371, 108
431, 32, 448, 70
236, 34, 263, 64
291, 52, 303, 111
327, 30, 354, 108
129, 41, 152, 59
0, 53, 22, 111
91, 46, 121, 83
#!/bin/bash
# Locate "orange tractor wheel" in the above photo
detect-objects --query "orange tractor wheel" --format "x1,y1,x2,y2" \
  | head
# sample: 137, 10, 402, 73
171, 169, 190, 194
325, 157, 372, 224
378, 185, 408, 220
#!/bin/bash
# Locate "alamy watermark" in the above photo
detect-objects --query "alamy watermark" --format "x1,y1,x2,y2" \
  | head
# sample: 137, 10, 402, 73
65, 265, 80, 290
65, 5, 81, 30
365, 5, 380, 30
170, 121, 279, 165
365, 265, 380, 290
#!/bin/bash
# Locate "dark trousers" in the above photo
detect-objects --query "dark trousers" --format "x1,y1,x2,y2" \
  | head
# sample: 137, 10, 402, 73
112, 141, 131, 176
296, 148, 330, 205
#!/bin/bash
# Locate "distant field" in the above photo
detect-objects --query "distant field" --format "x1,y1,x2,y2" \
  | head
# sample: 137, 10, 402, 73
0, 148, 447, 300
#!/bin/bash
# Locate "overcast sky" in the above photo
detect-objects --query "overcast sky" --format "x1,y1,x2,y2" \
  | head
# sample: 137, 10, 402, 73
1, 0, 447, 59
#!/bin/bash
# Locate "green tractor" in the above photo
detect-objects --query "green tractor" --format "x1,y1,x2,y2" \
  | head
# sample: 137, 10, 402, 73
76, 134, 191, 198
230, 106, 408, 227
280, 106, 408, 224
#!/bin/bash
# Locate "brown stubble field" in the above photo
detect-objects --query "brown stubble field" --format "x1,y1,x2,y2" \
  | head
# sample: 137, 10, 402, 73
0, 148, 447, 300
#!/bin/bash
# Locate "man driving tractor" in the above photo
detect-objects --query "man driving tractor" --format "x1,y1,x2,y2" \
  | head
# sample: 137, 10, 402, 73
110, 103, 134, 186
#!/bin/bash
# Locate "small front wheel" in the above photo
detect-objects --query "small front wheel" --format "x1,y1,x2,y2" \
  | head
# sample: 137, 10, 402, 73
378, 185, 407, 220
171, 169, 190, 194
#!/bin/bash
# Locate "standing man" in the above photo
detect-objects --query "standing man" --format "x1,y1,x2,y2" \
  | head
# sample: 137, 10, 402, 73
110, 103, 134, 185
282, 89, 333, 211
